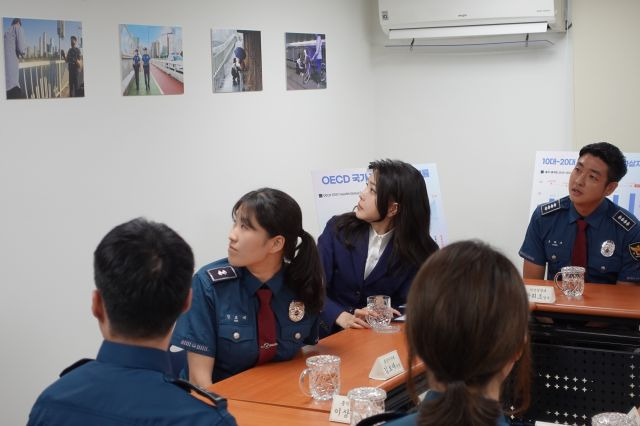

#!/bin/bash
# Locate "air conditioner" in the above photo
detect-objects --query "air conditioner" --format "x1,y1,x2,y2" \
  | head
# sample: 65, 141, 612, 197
379, 0, 568, 40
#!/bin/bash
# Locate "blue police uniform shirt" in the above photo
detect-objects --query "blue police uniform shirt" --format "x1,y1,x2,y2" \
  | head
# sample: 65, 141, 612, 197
519, 196, 640, 284
27, 340, 236, 426
318, 216, 418, 336
142, 54, 151, 67
133, 54, 140, 66
171, 258, 319, 382
384, 391, 509, 426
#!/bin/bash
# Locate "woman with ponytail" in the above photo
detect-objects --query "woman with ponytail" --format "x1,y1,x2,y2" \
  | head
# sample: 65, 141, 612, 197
386, 240, 531, 426
171, 188, 324, 387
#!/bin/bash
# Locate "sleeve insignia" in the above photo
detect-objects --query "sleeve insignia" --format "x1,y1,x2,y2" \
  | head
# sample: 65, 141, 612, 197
206, 266, 237, 283
612, 210, 637, 232
629, 242, 640, 261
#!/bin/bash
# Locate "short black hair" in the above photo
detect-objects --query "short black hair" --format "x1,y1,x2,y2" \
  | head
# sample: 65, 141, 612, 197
93, 218, 194, 339
11, 18, 21, 26
70, 35, 77, 41
579, 142, 627, 183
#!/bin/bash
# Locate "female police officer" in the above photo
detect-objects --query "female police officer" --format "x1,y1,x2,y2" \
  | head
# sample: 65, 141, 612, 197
318, 159, 439, 336
171, 188, 324, 387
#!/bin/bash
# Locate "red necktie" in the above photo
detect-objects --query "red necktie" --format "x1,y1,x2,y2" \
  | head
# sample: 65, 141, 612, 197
256, 288, 277, 365
571, 218, 588, 268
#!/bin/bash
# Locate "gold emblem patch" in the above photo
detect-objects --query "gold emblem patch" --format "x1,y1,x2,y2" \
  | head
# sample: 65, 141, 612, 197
288, 301, 305, 322
630, 242, 640, 261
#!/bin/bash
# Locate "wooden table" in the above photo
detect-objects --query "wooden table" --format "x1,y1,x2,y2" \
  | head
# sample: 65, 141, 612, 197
227, 400, 332, 425
525, 278, 640, 319
210, 323, 422, 413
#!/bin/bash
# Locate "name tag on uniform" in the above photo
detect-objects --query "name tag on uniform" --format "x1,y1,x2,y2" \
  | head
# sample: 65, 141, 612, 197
525, 285, 556, 304
329, 395, 351, 424
369, 350, 404, 380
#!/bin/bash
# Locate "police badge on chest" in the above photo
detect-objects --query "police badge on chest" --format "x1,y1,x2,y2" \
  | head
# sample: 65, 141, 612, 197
288, 301, 305, 322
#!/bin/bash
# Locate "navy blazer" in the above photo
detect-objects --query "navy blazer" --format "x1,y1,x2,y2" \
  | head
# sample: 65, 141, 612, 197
317, 216, 418, 336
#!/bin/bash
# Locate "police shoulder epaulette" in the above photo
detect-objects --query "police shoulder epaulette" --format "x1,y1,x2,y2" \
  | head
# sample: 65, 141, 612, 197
540, 199, 562, 216
59, 358, 94, 377
612, 210, 637, 232
170, 378, 228, 408
206, 266, 237, 283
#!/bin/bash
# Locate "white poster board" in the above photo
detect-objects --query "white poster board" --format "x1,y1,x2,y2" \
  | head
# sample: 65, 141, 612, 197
311, 163, 448, 247
529, 151, 640, 217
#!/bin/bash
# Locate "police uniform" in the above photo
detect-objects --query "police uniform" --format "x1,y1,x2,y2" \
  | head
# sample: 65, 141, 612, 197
318, 216, 417, 336
520, 196, 640, 284
132, 53, 141, 90
142, 53, 151, 90
171, 259, 319, 383
27, 340, 236, 425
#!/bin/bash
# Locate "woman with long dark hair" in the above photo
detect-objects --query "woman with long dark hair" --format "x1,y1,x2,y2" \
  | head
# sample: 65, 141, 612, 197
318, 159, 438, 335
386, 240, 531, 426
171, 188, 324, 387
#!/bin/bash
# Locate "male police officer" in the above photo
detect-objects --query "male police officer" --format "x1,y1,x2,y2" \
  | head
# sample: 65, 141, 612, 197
520, 142, 640, 285
28, 218, 236, 425
142, 47, 151, 91
132, 48, 141, 91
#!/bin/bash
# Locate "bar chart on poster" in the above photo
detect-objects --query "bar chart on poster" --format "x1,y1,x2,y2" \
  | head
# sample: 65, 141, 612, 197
311, 163, 448, 247
528, 151, 640, 216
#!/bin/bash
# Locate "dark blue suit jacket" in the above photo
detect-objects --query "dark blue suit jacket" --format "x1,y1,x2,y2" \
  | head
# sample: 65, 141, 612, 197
318, 216, 417, 336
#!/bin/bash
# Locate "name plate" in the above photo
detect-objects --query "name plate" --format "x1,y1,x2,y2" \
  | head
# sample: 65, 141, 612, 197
369, 349, 405, 380
525, 285, 556, 304
628, 406, 640, 426
329, 395, 351, 424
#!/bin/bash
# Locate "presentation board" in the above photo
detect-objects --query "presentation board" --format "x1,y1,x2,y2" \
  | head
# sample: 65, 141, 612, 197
311, 163, 448, 247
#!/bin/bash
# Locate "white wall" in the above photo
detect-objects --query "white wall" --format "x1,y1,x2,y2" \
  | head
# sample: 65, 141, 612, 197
0, 0, 376, 423
572, 0, 640, 152
369, 9, 574, 263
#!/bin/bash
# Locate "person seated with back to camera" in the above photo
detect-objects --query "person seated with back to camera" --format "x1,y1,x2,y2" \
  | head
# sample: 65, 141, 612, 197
317, 159, 439, 337
382, 240, 531, 426
28, 218, 236, 425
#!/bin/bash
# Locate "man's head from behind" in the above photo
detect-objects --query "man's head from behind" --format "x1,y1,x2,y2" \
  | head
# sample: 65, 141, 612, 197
93, 218, 194, 340
70, 35, 77, 47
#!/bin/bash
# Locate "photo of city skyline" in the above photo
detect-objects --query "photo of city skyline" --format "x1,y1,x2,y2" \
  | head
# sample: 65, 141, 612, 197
3, 17, 84, 99
119, 24, 184, 96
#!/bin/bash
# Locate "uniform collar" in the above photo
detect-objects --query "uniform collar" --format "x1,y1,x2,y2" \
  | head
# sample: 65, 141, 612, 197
569, 198, 609, 229
96, 340, 172, 375
240, 266, 285, 295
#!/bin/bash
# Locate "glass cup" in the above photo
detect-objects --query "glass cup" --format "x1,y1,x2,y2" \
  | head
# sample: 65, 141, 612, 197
365, 295, 396, 332
592, 412, 637, 426
347, 387, 386, 425
553, 266, 585, 298
298, 355, 341, 401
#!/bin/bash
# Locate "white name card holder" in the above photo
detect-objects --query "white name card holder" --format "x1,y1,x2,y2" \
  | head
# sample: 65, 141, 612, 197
525, 285, 556, 304
628, 406, 640, 426
329, 395, 351, 424
369, 349, 405, 380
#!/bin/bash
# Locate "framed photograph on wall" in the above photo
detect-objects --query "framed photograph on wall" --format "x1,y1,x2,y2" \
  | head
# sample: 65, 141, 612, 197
3, 17, 84, 99
285, 32, 326, 90
119, 24, 183, 96
211, 29, 262, 93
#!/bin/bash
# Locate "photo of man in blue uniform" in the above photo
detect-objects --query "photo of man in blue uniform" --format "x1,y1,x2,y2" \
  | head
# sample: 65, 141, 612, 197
520, 142, 640, 285
132, 48, 141, 91
142, 47, 151, 91
27, 218, 236, 425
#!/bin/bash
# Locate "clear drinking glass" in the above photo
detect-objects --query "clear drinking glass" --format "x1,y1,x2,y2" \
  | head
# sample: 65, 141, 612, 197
553, 265, 585, 297
365, 295, 394, 332
298, 354, 341, 401
347, 387, 386, 425
592, 412, 636, 426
